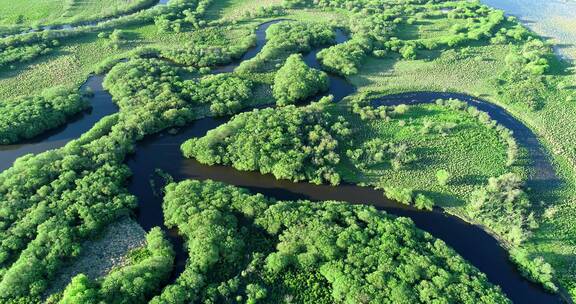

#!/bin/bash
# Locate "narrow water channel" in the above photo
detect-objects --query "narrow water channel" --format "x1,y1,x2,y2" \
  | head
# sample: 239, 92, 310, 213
0, 19, 564, 303
0, 75, 118, 171
1, 0, 170, 38
124, 20, 561, 303
127, 114, 562, 303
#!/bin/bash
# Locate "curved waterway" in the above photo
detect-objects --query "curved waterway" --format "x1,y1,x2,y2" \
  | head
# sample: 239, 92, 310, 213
370, 92, 561, 190
0, 75, 118, 171
0, 19, 563, 302
125, 20, 561, 303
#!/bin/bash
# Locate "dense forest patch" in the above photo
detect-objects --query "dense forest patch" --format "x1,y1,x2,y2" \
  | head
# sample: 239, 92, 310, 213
152, 179, 510, 304
0, 86, 89, 144
53, 228, 174, 304
237, 21, 335, 73
273, 54, 328, 105
182, 99, 350, 185
181, 97, 524, 215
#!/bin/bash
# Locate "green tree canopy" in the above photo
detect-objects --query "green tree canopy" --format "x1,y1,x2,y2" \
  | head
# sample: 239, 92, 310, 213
153, 179, 510, 304
273, 54, 329, 106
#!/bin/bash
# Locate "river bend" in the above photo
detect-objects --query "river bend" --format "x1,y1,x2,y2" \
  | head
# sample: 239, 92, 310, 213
0, 19, 563, 303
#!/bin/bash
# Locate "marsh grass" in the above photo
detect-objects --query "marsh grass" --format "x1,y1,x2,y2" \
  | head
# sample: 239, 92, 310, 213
332, 102, 526, 208
0, 0, 156, 28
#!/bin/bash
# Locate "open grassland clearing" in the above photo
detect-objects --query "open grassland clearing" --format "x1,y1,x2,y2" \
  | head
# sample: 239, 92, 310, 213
334, 102, 526, 208
0, 0, 156, 29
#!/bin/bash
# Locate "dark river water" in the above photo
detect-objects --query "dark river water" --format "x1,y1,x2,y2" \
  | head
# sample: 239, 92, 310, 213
0, 75, 118, 171
127, 20, 562, 303
0, 19, 564, 303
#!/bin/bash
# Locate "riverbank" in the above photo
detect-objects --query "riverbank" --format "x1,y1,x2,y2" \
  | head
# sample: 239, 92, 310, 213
0, 0, 573, 302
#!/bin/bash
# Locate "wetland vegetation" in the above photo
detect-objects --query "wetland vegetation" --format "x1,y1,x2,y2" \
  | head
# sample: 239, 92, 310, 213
0, 0, 575, 303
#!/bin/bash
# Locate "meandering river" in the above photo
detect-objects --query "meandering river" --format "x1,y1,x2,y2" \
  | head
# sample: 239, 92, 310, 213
0, 19, 564, 303
127, 20, 562, 303
0, 75, 118, 171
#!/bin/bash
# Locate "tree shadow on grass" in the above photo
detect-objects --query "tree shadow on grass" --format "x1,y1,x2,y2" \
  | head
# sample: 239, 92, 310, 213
0, 48, 74, 81
526, 178, 564, 210
399, 106, 444, 120
451, 174, 488, 187
204, 0, 236, 21
418, 189, 465, 208
122, 30, 142, 41
407, 146, 441, 169
349, 56, 398, 88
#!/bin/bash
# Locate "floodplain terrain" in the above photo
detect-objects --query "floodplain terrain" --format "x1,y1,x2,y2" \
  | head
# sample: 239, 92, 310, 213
0, 0, 575, 303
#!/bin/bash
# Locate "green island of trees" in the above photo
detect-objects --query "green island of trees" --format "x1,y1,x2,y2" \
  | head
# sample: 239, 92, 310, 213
273, 54, 329, 106
235, 20, 335, 74
151, 179, 510, 303
182, 98, 349, 185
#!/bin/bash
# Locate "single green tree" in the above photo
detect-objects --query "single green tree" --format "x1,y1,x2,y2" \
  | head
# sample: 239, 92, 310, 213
436, 169, 451, 186
415, 194, 435, 211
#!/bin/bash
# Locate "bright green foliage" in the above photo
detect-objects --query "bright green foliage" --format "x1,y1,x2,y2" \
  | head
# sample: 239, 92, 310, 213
414, 193, 435, 211
400, 44, 417, 59
153, 0, 214, 33
510, 248, 557, 292
153, 179, 509, 303
163, 45, 234, 67
104, 58, 254, 121
468, 173, 535, 244
0, 39, 60, 68
0, 155, 136, 301
317, 37, 372, 76
506, 39, 551, 76
498, 39, 552, 110
382, 186, 414, 205
0, 0, 574, 300
273, 54, 328, 106
160, 33, 256, 68
183, 74, 254, 115
58, 274, 99, 304
0, 86, 88, 144
436, 169, 451, 186
346, 139, 416, 171
237, 21, 335, 73
58, 228, 174, 304
182, 102, 351, 185
0, 54, 239, 302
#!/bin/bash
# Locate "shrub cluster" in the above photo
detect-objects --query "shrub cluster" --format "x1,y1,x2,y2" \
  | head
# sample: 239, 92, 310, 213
55, 228, 174, 304
346, 139, 416, 171
468, 173, 537, 245
272, 54, 328, 106
237, 21, 335, 73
